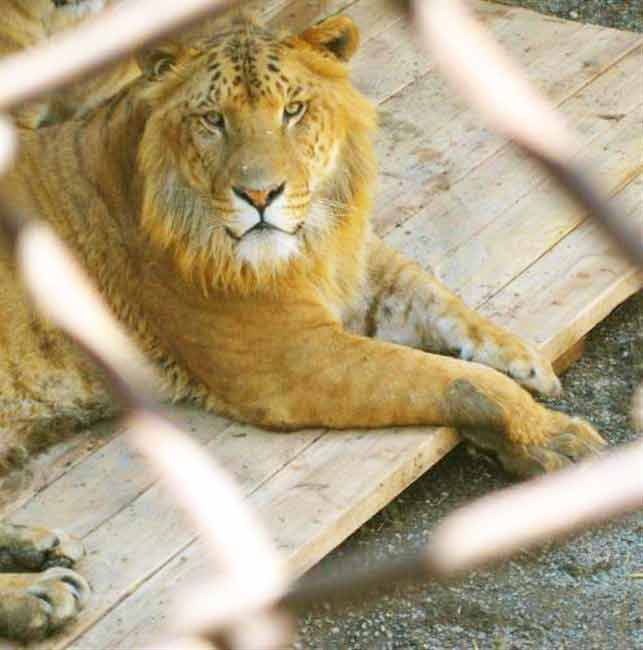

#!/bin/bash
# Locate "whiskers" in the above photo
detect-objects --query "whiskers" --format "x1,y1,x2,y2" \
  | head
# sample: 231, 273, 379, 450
143, 175, 358, 297
302, 196, 351, 238
316, 197, 350, 211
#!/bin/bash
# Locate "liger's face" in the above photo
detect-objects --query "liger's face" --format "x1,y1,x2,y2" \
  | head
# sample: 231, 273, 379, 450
152, 24, 349, 271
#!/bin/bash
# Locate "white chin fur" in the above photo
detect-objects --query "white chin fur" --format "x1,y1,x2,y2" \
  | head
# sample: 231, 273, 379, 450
235, 230, 300, 272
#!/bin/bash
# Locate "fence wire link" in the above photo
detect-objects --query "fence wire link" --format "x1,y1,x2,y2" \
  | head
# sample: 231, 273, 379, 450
0, 1, 641, 648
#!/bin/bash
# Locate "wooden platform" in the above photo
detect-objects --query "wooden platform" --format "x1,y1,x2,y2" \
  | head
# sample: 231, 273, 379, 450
2, 2, 642, 648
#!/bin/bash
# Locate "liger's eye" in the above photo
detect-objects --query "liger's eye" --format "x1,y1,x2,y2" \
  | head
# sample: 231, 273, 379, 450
283, 101, 305, 122
201, 111, 225, 130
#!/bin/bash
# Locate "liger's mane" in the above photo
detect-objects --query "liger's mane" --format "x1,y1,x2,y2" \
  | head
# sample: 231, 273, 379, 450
134, 16, 377, 296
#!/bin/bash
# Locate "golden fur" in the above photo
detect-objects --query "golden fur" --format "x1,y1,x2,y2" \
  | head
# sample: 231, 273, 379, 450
0, 12, 605, 641
0, 7, 606, 498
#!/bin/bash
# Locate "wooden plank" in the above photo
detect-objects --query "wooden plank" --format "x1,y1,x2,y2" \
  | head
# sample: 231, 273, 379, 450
375, 30, 642, 235
441, 104, 643, 305
0, 419, 118, 521
264, 0, 357, 30
349, 0, 514, 104
70, 426, 460, 650
9, 407, 232, 538
384, 45, 643, 269
21, 424, 323, 650
268, 0, 400, 39
263, 0, 403, 41
373, 5, 586, 219
552, 338, 586, 375
81, 175, 643, 650
480, 175, 643, 361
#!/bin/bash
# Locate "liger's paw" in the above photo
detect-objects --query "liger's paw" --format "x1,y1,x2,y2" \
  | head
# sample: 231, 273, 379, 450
458, 334, 561, 397
0, 568, 90, 641
446, 378, 604, 479
0, 525, 84, 572
496, 414, 607, 478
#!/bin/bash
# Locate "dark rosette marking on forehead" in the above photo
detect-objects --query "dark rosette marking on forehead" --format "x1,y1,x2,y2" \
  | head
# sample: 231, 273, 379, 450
187, 20, 294, 100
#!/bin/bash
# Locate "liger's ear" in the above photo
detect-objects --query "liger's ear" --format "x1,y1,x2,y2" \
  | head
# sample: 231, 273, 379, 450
299, 16, 360, 62
137, 41, 184, 79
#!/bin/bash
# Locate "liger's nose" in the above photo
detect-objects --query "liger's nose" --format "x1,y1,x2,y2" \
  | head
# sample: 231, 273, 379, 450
232, 182, 286, 213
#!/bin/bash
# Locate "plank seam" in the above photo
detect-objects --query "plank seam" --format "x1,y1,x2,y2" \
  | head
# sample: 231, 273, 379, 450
441, 101, 643, 275
475, 166, 643, 312
6, 418, 238, 531
58, 429, 328, 649
2, 427, 127, 521
377, 36, 643, 237
0, 432, 114, 521
374, 5, 525, 109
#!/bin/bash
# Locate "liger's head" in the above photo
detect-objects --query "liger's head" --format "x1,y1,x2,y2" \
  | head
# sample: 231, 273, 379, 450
136, 14, 376, 290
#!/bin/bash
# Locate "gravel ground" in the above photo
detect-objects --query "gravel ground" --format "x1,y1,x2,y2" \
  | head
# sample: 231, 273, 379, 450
493, 0, 642, 32
294, 3, 642, 648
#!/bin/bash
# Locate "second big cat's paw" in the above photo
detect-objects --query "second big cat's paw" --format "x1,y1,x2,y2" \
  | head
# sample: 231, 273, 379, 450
0, 524, 84, 571
0, 568, 90, 641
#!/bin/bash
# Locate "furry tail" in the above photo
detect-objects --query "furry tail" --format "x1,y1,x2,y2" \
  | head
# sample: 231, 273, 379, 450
0, 418, 76, 477
0, 404, 117, 498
